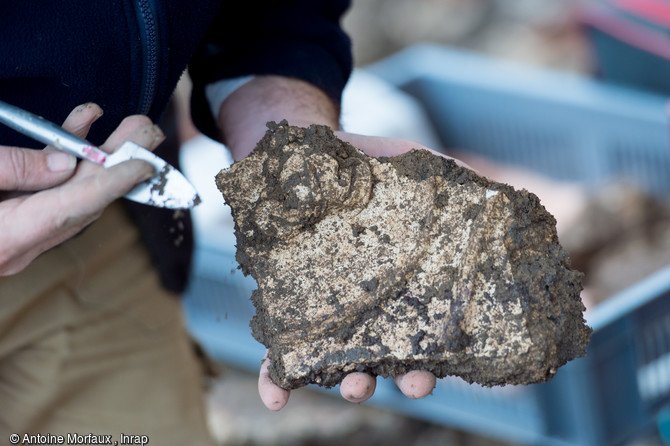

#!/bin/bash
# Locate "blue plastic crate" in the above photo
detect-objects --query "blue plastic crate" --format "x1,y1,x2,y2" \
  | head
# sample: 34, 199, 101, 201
366, 44, 670, 197
183, 45, 670, 445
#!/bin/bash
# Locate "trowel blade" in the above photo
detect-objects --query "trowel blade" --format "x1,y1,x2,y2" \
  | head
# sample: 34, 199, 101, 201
104, 141, 200, 209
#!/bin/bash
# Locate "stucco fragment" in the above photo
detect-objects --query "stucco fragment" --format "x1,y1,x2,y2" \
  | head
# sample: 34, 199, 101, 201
216, 121, 591, 390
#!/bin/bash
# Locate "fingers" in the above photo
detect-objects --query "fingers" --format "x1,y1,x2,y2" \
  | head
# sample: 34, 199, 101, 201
340, 372, 376, 403
60, 102, 104, 139
57, 105, 161, 155
50, 112, 162, 216
0, 159, 155, 275
0, 103, 112, 192
335, 131, 475, 170
49, 156, 155, 227
125, 123, 165, 152
75, 115, 163, 177
256, 354, 377, 410
68, 159, 157, 212
258, 353, 290, 411
393, 371, 436, 399
0, 146, 76, 191
335, 131, 438, 158
254, 351, 433, 411
42, 103, 103, 158
341, 371, 434, 403
0, 158, 155, 275
89, 122, 165, 187
100, 115, 157, 154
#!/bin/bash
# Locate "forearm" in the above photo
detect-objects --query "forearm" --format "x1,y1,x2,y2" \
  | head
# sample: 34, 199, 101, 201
217, 75, 340, 161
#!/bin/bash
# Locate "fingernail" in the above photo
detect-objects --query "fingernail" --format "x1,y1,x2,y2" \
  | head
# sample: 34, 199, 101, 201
88, 102, 104, 118
75, 102, 102, 112
152, 124, 165, 142
47, 152, 76, 172
85, 102, 104, 119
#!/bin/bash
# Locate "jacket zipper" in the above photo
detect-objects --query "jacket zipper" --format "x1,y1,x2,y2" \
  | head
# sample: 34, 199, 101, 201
136, 0, 159, 115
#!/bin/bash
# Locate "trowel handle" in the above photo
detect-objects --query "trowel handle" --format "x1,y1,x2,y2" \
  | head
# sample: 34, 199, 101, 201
0, 100, 108, 164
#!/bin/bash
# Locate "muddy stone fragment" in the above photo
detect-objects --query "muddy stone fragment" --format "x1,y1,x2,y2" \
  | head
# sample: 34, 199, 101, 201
216, 121, 591, 390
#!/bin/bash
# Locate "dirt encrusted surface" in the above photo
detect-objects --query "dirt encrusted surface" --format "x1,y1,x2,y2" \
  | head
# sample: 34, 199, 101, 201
216, 121, 591, 390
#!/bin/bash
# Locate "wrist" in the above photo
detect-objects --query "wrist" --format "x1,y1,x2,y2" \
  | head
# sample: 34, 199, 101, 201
217, 75, 340, 160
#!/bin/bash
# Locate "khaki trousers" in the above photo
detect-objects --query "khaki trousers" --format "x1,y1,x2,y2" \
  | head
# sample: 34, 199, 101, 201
0, 203, 215, 445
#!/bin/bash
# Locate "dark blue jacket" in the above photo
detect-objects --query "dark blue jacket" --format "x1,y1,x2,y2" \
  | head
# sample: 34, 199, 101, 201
0, 0, 352, 291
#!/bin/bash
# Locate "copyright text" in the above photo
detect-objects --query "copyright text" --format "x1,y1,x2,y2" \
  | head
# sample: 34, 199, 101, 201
9, 433, 149, 445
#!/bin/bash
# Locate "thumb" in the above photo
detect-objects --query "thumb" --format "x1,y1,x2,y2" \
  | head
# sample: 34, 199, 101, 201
0, 146, 76, 191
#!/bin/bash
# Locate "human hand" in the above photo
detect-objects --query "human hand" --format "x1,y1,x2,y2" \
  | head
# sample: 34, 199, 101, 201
0, 103, 162, 275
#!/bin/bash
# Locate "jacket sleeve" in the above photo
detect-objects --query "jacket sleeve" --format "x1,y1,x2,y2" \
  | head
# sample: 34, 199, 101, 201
188, 0, 353, 140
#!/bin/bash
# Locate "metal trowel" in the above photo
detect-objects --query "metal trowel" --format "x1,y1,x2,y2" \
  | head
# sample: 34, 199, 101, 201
0, 100, 200, 209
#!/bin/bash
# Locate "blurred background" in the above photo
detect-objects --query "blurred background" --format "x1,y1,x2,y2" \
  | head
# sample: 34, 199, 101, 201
344, 0, 589, 71
177, 0, 670, 445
